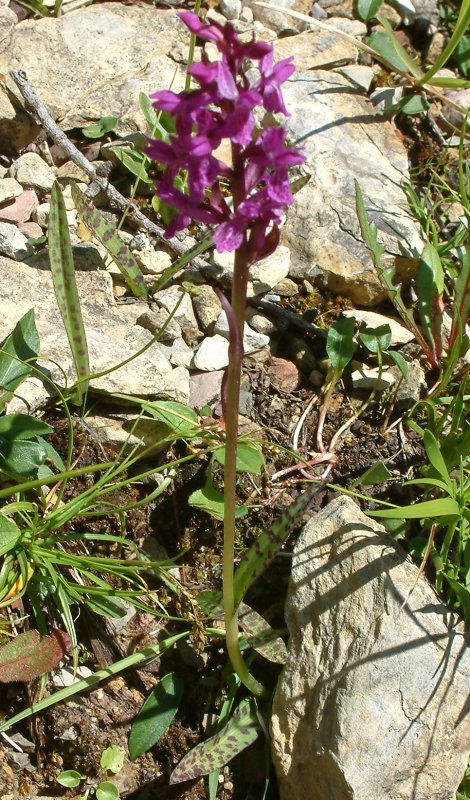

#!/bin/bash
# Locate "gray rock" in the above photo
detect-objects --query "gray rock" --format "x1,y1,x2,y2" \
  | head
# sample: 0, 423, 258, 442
280, 70, 423, 306
8, 152, 56, 193
219, 0, 242, 20
243, 0, 313, 33
153, 285, 199, 333
136, 309, 181, 343
0, 5, 188, 136
392, 357, 425, 408
134, 248, 172, 276
193, 335, 229, 371
214, 311, 270, 352
0, 221, 32, 260
247, 245, 291, 297
245, 307, 278, 335
274, 23, 359, 73
343, 309, 415, 346
272, 496, 470, 800
0, 257, 184, 405
170, 337, 194, 369
192, 284, 223, 333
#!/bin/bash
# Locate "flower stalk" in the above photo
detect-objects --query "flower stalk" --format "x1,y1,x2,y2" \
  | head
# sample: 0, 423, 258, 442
148, 10, 304, 693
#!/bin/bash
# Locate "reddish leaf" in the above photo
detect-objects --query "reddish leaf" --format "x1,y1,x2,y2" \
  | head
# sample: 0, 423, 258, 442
0, 629, 71, 683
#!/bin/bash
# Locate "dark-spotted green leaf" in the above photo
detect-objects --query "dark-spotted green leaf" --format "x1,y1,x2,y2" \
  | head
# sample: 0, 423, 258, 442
0, 629, 71, 682
170, 699, 259, 784
233, 483, 318, 606
71, 184, 148, 300
0, 439, 47, 477
197, 590, 287, 664
129, 672, 183, 759
0, 310, 39, 405
49, 182, 90, 402
358, 459, 392, 486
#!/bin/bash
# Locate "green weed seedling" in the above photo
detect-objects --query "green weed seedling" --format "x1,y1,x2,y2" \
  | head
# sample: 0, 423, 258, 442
58, 744, 124, 800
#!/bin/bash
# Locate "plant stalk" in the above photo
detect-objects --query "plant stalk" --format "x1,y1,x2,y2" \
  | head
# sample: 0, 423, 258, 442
222, 243, 264, 697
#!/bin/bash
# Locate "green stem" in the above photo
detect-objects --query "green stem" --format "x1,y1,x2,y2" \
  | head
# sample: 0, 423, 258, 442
222, 243, 264, 697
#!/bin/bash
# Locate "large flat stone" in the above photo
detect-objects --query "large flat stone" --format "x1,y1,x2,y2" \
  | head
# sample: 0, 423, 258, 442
280, 69, 423, 306
0, 257, 186, 409
271, 496, 470, 800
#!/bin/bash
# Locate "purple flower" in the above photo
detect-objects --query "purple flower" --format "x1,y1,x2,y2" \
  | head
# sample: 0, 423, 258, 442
148, 12, 305, 258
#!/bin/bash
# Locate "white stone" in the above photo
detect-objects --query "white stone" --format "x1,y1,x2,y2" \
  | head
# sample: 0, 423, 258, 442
247, 245, 291, 297
214, 311, 270, 352
193, 335, 229, 371
350, 366, 396, 391
272, 496, 470, 800
337, 64, 375, 92
343, 309, 415, 346
246, 308, 278, 335
0, 177, 23, 204
135, 249, 172, 276
8, 152, 56, 193
170, 337, 194, 369
32, 202, 50, 228
0, 221, 31, 260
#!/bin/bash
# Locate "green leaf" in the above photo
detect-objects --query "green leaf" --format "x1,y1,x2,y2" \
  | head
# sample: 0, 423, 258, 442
142, 401, 199, 436
419, 0, 470, 84
369, 20, 422, 77
0, 439, 47, 477
416, 243, 444, 357
213, 440, 264, 474
0, 629, 71, 683
443, 575, 470, 620
359, 324, 392, 353
170, 699, 259, 784
57, 770, 83, 788
82, 116, 118, 139
326, 317, 355, 372
356, 0, 383, 21
96, 782, 120, 800
368, 497, 460, 520
395, 94, 430, 115
422, 430, 452, 487
388, 350, 408, 377
49, 182, 90, 402
455, 35, 470, 78
128, 672, 183, 759
111, 146, 153, 185
358, 459, 393, 486
71, 184, 148, 300
84, 595, 128, 618
189, 483, 247, 522
0, 513, 21, 556
100, 745, 124, 774
0, 414, 52, 440
0, 310, 39, 405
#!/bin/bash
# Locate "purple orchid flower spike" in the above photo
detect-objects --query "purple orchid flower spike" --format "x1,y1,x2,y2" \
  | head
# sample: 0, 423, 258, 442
148, 10, 306, 700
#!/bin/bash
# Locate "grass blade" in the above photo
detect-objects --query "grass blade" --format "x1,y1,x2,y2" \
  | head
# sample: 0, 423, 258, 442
49, 183, 90, 402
